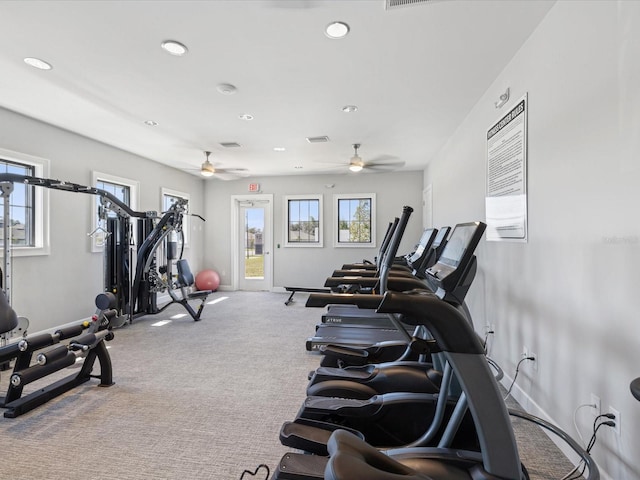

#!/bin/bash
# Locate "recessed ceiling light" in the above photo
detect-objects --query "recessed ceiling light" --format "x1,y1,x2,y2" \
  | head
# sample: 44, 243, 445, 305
325, 21, 350, 39
273, 147, 286, 152
239, 114, 254, 121
342, 105, 358, 113
144, 120, 159, 126
217, 83, 237, 95
161, 40, 188, 56
24, 57, 52, 70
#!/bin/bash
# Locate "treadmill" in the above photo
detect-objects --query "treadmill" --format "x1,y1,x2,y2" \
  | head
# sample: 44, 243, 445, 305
315, 205, 416, 330
305, 221, 486, 351
330, 226, 439, 278
320, 226, 450, 326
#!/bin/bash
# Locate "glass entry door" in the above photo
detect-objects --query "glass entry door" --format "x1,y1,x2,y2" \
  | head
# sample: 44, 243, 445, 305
236, 198, 271, 291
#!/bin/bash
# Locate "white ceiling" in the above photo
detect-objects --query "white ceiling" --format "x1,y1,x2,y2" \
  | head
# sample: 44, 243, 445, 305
0, 0, 555, 179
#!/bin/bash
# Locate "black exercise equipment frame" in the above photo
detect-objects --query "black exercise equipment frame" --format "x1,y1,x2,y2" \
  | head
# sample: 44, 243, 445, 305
0, 173, 204, 324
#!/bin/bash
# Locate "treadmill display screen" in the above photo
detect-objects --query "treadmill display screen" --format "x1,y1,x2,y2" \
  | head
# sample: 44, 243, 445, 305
438, 224, 477, 268
413, 229, 434, 257
432, 227, 449, 248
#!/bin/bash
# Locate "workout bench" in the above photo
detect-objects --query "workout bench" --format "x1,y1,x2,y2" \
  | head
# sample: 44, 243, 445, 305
160, 259, 212, 321
284, 287, 331, 306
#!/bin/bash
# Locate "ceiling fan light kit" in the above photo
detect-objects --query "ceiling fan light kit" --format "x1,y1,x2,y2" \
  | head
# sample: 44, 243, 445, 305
201, 151, 215, 176
197, 151, 249, 179
349, 143, 364, 172
200, 163, 215, 177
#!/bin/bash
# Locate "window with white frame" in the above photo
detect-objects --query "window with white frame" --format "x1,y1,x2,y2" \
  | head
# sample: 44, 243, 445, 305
285, 195, 322, 247
161, 187, 189, 247
91, 171, 138, 252
334, 193, 376, 247
0, 148, 49, 256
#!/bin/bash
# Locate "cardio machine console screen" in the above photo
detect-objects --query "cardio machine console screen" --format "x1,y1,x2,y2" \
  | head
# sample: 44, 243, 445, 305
426, 221, 486, 288
409, 228, 435, 260
438, 224, 478, 268
432, 226, 450, 249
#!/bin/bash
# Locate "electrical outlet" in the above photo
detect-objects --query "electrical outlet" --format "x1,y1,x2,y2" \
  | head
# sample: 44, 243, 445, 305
590, 394, 601, 414
522, 346, 537, 370
529, 351, 537, 370
609, 406, 621, 436
485, 323, 495, 334
522, 346, 536, 361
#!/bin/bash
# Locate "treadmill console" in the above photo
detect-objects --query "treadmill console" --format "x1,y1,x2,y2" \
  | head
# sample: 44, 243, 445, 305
426, 222, 486, 293
406, 228, 436, 264
432, 226, 449, 248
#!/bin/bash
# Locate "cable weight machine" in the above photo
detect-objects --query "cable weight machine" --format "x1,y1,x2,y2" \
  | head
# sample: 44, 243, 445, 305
0, 173, 203, 326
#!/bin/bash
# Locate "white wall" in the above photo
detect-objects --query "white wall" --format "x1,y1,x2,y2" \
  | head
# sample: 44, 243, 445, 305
425, 1, 640, 478
0, 107, 206, 331
203, 171, 424, 289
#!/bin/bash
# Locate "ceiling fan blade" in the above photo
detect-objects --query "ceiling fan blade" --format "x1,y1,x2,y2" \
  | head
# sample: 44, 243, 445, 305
211, 167, 250, 180
213, 172, 250, 181
366, 154, 399, 164
215, 167, 249, 174
363, 160, 406, 172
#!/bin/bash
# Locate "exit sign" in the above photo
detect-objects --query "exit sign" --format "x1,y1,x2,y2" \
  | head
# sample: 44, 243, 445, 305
248, 183, 260, 192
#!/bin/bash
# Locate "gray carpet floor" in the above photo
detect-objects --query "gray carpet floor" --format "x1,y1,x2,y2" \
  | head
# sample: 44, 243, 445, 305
0, 291, 579, 479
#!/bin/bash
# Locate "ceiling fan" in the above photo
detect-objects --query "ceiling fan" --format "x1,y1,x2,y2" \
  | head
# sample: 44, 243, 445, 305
347, 143, 405, 173
198, 151, 249, 179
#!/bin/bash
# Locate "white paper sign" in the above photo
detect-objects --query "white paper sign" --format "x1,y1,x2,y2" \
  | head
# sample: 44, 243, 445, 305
486, 94, 528, 241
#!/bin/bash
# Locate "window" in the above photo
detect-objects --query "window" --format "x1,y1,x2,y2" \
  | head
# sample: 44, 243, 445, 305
334, 193, 376, 247
0, 160, 34, 246
284, 195, 322, 247
91, 172, 138, 252
0, 148, 49, 256
161, 188, 190, 247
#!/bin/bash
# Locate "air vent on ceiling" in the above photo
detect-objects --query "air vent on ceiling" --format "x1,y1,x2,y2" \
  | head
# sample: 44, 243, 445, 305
306, 136, 330, 143
385, 0, 439, 10
220, 142, 241, 148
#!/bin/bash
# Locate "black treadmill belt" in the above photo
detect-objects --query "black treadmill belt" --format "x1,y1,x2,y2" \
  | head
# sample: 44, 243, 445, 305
322, 305, 395, 328
306, 324, 411, 351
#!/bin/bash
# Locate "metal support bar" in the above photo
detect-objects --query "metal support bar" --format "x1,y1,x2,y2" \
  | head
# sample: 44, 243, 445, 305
1, 182, 14, 305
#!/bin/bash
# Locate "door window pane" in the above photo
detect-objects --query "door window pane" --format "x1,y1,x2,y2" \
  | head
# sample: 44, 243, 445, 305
244, 207, 264, 279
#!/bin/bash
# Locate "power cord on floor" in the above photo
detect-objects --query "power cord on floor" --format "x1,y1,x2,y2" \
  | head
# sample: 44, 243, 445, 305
561, 413, 616, 480
503, 356, 535, 401
239, 464, 270, 480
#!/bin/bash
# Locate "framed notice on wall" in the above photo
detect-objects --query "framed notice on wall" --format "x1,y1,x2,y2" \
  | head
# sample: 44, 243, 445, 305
485, 93, 528, 242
